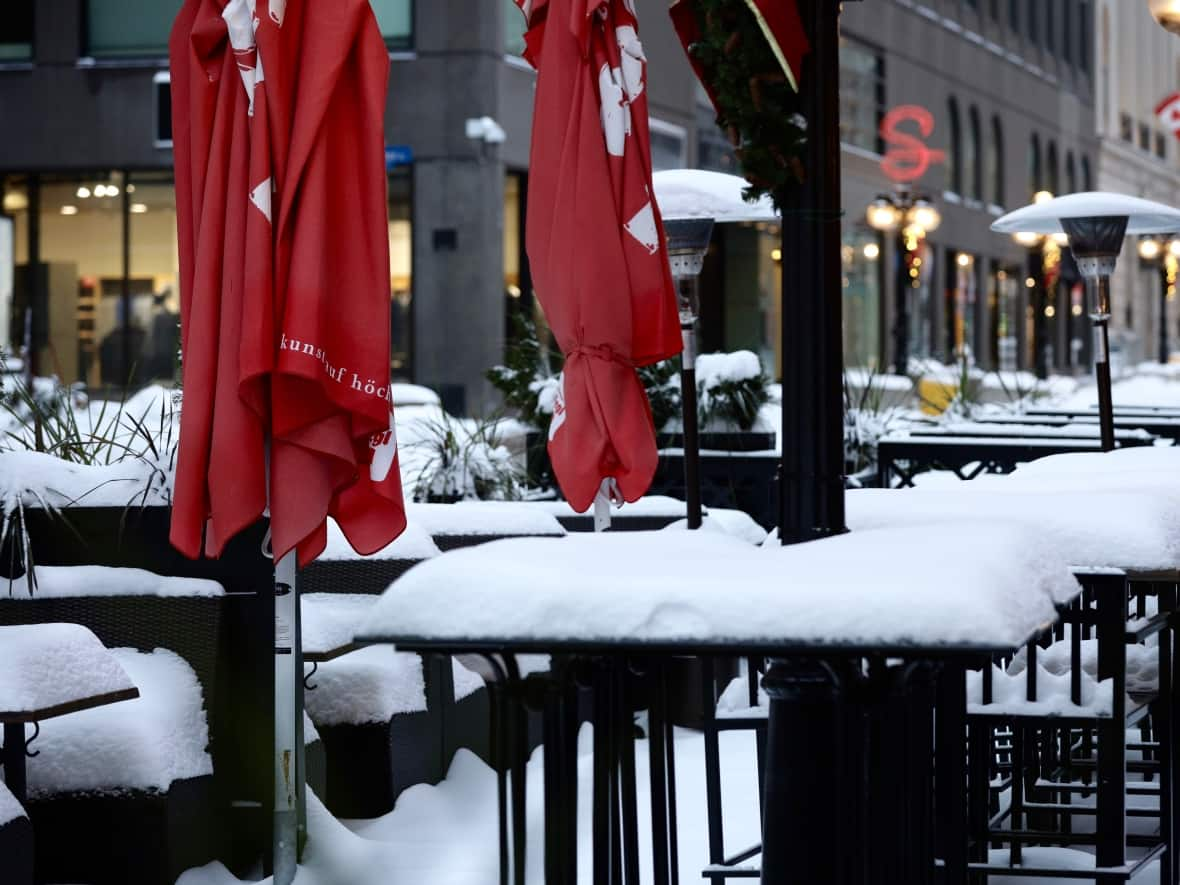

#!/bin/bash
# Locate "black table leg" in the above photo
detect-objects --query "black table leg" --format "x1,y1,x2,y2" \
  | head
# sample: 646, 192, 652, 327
592, 660, 614, 884
2, 722, 26, 805
1094, 574, 1128, 871
935, 662, 968, 885
618, 660, 640, 885
647, 660, 673, 885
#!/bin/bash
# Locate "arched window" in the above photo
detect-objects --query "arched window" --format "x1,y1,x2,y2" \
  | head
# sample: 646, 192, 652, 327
1046, 141, 1059, 195
1065, 151, 1077, 194
967, 106, 982, 200
1029, 133, 1042, 196
1081, 155, 1092, 191
989, 116, 1005, 206
948, 98, 962, 194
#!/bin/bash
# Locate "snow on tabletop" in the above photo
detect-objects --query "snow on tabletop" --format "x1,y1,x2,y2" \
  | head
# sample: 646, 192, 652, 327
530, 495, 690, 519
318, 517, 440, 561
301, 594, 378, 655
361, 525, 1070, 650
391, 383, 441, 407
1005, 444, 1180, 480
847, 480, 1180, 580
303, 646, 425, 726
407, 501, 565, 537
0, 449, 169, 509
1059, 374, 1180, 409
0, 779, 25, 827
651, 168, 778, 222
26, 647, 210, 796
0, 623, 136, 715
661, 510, 768, 545
934, 421, 1151, 440
880, 431, 1105, 448
2, 565, 223, 599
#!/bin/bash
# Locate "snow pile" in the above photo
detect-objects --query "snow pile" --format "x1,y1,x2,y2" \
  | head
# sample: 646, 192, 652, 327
967, 664, 1114, 718
407, 501, 565, 538
301, 594, 378, 656
661, 509, 768, 545
27, 647, 210, 796
0, 449, 168, 511
1008, 637, 1158, 694
2, 566, 223, 599
303, 646, 425, 726
694, 351, 762, 387
451, 654, 551, 701
451, 658, 485, 701
715, 674, 768, 719
0, 779, 26, 827
0, 623, 136, 714
319, 518, 440, 562
1058, 373, 1180, 409
651, 169, 778, 222
362, 525, 1070, 649
390, 384, 440, 407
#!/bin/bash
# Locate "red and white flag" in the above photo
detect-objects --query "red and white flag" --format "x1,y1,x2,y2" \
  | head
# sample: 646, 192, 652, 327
1156, 92, 1180, 140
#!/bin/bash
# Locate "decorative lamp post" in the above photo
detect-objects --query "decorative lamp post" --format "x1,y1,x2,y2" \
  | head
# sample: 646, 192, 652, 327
653, 169, 779, 530
865, 184, 941, 374
1136, 236, 1180, 364
1148, 0, 1180, 34
993, 192, 1180, 450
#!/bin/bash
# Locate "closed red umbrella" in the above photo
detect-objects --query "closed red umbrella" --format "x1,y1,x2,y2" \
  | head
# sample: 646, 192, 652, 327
516, 0, 681, 514
169, 0, 405, 566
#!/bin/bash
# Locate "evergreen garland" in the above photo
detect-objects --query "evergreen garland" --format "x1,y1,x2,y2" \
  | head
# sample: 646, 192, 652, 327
683, 0, 808, 207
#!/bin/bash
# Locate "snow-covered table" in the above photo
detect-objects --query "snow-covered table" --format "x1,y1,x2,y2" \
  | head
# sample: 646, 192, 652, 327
0, 624, 139, 804
357, 527, 1078, 885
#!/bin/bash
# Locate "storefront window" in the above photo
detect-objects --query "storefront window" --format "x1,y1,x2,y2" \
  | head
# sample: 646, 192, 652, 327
389, 171, 412, 377
649, 121, 687, 171
87, 0, 182, 58
0, 2, 33, 61
839, 39, 884, 154
842, 227, 882, 369
700, 222, 782, 378
987, 265, 1020, 370
128, 173, 180, 385
1, 178, 28, 356
908, 242, 936, 362
370, 0, 412, 49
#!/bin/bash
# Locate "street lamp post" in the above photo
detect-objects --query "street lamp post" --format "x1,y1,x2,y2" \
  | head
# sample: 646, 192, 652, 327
993, 192, 1180, 451
1012, 191, 1060, 380
866, 185, 941, 374
1136, 236, 1180, 364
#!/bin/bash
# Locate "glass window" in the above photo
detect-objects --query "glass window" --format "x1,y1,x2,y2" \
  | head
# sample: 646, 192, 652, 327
947, 98, 962, 194
127, 173, 180, 385
967, 107, 982, 201
389, 171, 412, 378
1009, 0, 1020, 33
504, 0, 526, 56
1063, 0, 1073, 63
1081, 156, 1092, 191
1157, 133, 1167, 160
1079, 1, 1090, 71
988, 265, 1021, 370
87, 0, 182, 58
1028, 0, 1039, 45
1045, 0, 1055, 52
1120, 113, 1133, 142
989, 116, 1005, 206
839, 39, 885, 154
0, 2, 33, 61
649, 121, 687, 171
370, 0, 412, 49
1139, 123, 1151, 151
1028, 133, 1042, 194
1065, 151, 1076, 193
1046, 141, 1059, 195
696, 94, 739, 174
842, 227, 882, 369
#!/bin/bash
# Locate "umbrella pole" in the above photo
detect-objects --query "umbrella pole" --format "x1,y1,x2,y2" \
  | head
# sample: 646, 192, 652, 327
274, 550, 301, 884
679, 323, 702, 529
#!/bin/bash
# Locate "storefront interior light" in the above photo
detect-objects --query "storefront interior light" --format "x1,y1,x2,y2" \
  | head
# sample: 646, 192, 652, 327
1148, 0, 1180, 35
126, 184, 136, 194
771, 248, 783, 262
1045, 305, 1056, 318
1170, 239, 1180, 258
60, 205, 78, 216
866, 197, 901, 231
1072, 304, 1084, 316
1025, 276, 1036, 288
908, 201, 941, 232
130, 203, 148, 214
2, 192, 28, 212
1051, 232, 1070, 246
956, 252, 973, 267
93, 185, 108, 197
1034, 190, 1055, 205
863, 242, 880, 260
76, 186, 91, 199
1013, 230, 1042, 247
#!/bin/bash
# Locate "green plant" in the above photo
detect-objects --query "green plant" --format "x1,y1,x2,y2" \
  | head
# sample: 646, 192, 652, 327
842, 365, 915, 486
638, 359, 681, 432
485, 312, 562, 429
406, 411, 524, 503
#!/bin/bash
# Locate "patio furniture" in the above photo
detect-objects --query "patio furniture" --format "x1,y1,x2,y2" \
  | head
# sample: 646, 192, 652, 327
978, 411, 1180, 443
407, 501, 567, 551
0, 780, 32, 885
0, 623, 139, 805
650, 447, 779, 529
876, 433, 1153, 487
356, 524, 1076, 885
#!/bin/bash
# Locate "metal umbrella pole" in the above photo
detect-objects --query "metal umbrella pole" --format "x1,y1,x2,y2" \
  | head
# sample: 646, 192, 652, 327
663, 217, 714, 530
273, 549, 300, 885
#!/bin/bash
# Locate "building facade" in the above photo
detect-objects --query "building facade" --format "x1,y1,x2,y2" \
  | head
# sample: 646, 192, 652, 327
1094, 0, 1180, 368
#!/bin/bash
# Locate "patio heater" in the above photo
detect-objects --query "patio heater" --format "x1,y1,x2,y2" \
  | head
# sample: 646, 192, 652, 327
662, 217, 714, 529
1148, 0, 1180, 33
653, 169, 780, 530
993, 192, 1180, 450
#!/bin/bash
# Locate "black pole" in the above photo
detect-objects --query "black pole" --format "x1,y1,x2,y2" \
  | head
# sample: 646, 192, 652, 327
1030, 246, 1049, 379
777, 0, 845, 546
891, 227, 909, 374
680, 344, 702, 529
1160, 263, 1169, 365
122, 176, 132, 390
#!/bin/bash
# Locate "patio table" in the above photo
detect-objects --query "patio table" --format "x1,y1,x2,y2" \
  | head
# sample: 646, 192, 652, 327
356, 527, 1077, 885
0, 624, 139, 804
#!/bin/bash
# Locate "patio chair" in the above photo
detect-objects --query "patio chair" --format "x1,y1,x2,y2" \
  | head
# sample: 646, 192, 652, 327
0, 781, 33, 885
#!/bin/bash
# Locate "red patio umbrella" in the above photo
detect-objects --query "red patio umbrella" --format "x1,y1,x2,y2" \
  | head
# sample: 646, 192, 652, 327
169, 0, 405, 566
515, 0, 681, 514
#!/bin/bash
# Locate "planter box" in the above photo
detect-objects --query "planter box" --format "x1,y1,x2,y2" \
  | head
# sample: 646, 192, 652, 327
299, 557, 426, 595
0, 814, 33, 885
649, 450, 779, 530
0, 506, 274, 876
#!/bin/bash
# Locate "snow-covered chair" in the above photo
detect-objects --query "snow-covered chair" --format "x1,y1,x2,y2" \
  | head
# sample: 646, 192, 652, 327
22, 647, 217, 885
0, 780, 33, 885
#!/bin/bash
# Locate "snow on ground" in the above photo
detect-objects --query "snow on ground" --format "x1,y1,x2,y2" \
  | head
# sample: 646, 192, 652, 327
361, 525, 1071, 649
0, 623, 136, 715
529, 495, 690, 519
0, 779, 24, 827
660, 509, 768, 545
178, 727, 764, 885
3, 565, 223, 599
27, 647, 210, 796
302, 646, 425, 727
320, 517, 440, 561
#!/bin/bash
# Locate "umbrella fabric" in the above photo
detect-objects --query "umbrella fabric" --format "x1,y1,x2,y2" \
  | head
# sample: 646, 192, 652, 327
170, 0, 406, 565
515, 0, 681, 513
669, 0, 809, 104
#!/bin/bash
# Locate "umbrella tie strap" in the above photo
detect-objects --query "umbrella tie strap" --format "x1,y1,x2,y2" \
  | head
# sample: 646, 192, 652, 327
568, 343, 635, 368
